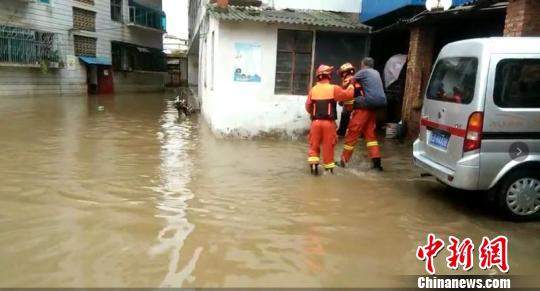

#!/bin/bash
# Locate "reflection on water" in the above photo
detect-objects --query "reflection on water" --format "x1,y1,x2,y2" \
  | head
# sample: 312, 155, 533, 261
0, 93, 538, 288
149, 100, 202, 287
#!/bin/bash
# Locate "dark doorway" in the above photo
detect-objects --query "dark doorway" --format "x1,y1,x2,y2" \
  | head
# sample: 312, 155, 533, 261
314, 32, 369, 84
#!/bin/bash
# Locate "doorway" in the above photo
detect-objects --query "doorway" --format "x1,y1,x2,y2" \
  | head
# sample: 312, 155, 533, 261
86, 65, 114, 94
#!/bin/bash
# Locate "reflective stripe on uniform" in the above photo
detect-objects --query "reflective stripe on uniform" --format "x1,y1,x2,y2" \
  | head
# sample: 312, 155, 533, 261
344, 100, 354, 105
308, 156, 320, 163
343, 144, 355, 151
323, 162, 336, 169
366, 141, 379, 147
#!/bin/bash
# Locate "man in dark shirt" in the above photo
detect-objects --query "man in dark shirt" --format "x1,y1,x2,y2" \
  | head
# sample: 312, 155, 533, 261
340, 58, 386, 171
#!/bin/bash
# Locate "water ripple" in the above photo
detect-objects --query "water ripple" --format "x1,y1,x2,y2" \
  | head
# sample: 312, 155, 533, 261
149, 101, 202, 287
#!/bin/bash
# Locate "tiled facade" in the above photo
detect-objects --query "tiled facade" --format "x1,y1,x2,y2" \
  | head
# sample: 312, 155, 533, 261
0, 0, 166, 96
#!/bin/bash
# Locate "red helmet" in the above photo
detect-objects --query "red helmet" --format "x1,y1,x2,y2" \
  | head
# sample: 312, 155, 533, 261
316, 64, 334, 77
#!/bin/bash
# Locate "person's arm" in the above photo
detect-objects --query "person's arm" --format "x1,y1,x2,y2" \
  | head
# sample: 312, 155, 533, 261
333, 84, 354, 102
305, 91, 313, 115
354, 70, 365, 83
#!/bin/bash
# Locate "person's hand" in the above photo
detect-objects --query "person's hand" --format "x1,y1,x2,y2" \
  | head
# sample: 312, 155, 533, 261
342, 76, 353, 88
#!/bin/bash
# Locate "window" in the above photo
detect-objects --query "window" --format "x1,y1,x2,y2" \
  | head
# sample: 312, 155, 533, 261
426, 57, 478, 104
39, 0, 50, 3
111, 42, 166, 72
494, 59, 540, 108
111, 42, 123, 70
73, 7, 96, 32
74, 35, 96, 57
275, 29, 313, 95
129, 2, 166, 31
0, 26, 57, 64
75, 0, 95, 5
111, 0, 122, 21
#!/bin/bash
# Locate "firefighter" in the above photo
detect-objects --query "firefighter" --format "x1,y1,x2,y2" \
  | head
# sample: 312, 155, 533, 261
339, 58, 387, 171
336, 64, 356, 137
306, 64, 354, 175
337, 63, 360, 136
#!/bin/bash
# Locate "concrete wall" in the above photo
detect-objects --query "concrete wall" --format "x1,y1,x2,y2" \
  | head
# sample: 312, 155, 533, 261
187, 54, 198, 86
0, 0, 164, 97
198, 19, 315, 137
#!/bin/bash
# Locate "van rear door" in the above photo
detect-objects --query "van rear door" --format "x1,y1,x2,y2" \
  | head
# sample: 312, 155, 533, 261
420, 57, 479, 170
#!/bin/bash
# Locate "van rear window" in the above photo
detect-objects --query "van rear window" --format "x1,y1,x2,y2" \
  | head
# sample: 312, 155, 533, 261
426, 57, 478, 104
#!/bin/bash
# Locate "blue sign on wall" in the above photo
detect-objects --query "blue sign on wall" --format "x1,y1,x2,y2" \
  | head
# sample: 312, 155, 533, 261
360, 0, 478, 22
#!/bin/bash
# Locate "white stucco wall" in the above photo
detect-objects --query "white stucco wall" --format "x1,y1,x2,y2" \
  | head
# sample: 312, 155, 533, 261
198, 19, 318, 138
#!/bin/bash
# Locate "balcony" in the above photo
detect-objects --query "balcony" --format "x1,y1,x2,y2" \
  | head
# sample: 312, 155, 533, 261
128, 0, 166, 32
0, 25, 61, 68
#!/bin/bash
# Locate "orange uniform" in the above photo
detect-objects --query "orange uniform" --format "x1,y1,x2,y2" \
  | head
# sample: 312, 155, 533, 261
306, 79, 354, 170
340, 79, 381, 164
341, 108, 381, 162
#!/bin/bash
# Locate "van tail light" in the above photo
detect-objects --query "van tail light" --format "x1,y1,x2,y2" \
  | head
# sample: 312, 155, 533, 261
463, 112, 483, 152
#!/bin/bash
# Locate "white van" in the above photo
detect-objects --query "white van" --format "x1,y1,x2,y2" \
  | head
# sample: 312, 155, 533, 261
413, 37, 540, 220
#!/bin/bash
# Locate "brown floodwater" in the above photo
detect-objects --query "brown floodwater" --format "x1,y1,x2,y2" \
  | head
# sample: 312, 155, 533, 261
0, 93, 539, 288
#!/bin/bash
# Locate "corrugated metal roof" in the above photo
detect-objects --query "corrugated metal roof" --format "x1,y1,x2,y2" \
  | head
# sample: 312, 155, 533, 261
373, 0, 507, 33
207, 5, 370, 32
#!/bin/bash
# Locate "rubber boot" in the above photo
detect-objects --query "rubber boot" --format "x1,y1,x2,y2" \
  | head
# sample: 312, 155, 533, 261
325, 168, 334, 174
372, 158, 383, 172
337, 160, 346, 168
310, 164, 319, 176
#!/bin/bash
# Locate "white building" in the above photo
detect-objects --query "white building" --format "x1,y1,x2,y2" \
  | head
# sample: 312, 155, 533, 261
0, 0, 166, 96
188, 0, 369, 137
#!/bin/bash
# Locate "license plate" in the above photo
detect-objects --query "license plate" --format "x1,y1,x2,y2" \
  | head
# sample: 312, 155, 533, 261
429, 131, 450, 149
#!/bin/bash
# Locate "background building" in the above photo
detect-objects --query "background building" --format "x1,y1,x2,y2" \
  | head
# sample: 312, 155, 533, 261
164, 34, 188, 87
361, 0, 540, 138
0, 0, 166, 96
188, 0, 368, 137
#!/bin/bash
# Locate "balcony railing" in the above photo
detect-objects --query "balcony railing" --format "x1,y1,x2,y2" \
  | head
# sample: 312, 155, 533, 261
128, 1, 166, 31
0, 26, 59, 66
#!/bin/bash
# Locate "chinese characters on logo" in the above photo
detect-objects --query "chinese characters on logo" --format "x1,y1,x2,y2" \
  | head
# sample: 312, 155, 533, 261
416, 234, 509, 274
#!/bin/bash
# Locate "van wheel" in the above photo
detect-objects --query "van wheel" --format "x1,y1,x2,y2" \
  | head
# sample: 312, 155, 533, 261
495, 169, 540, 220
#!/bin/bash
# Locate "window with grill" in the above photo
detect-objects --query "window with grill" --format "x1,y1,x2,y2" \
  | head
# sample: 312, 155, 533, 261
275, 30, 313, 95
75, 0, 95, 5
111, 0, 122, 21
0, 26, 57, 64
73, 7, 96, 32
74, 35, 96, 57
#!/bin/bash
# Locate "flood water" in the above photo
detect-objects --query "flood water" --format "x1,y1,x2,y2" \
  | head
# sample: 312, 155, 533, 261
0, 93, 539, 288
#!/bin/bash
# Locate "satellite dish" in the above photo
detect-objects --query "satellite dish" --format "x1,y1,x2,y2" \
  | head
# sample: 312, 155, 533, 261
426, 0, 453, 11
